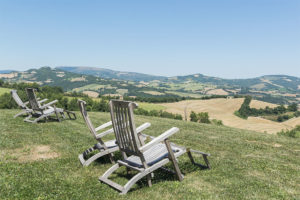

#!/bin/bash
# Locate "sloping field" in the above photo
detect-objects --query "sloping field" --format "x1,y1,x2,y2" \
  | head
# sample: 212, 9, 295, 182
160, 98, 300, 134
73, 84, 115, 92
249, 99, 278, 109
83, 91, 99, 98
0, 87, 11, 95
0, 109, 299, 199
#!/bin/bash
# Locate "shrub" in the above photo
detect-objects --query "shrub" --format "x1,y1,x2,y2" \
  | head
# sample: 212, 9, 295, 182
190, 111, 198, 122
211, 119, 223, 126
189, 111, 211, 124
294, 111, 300, 117
288, 103, 298, 112
278, 125, 300, 138
198, 112, 210, 123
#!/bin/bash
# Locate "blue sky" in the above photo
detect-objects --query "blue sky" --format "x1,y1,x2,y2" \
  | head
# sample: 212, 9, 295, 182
0, 0, 299, 78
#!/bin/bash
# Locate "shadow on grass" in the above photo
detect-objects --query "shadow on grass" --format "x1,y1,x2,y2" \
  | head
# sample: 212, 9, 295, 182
98, 158, 210, 193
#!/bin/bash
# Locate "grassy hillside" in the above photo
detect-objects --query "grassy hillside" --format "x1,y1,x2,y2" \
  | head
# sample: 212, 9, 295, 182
0, 109, 299, 199
0, 87, 11, 95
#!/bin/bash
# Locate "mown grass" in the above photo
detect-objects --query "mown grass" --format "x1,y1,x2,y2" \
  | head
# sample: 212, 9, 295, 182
0, 109, 299, 199
0, 87, 11, 96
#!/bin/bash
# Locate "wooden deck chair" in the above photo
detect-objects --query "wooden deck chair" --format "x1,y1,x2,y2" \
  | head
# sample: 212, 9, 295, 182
78, 99, 151, 166
11, 89, 48, 118
99, 100, 186, 194
24, 88, 65, 123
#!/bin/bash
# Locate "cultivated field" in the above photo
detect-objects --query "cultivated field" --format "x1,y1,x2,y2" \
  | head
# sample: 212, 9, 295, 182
160, 98, 300, 134
0, 109, 299, 199
83, 91, 99, 98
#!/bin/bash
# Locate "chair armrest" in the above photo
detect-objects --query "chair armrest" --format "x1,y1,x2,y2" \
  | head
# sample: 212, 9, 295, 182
136, 122, 151, 133
139, 127, 179, 153
38, 98, 48, 104
95, 121, 112, 132
96, 128, 114, 139
40, 100, 58, 109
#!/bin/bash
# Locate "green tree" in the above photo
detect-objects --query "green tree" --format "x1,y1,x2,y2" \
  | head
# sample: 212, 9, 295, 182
190, 111, 198, 122
198, 112, 210, 123
288, 103, 298, 112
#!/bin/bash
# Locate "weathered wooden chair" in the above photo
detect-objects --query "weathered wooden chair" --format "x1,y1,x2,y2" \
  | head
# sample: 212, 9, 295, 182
78, 99, 151, 166
11, 89, 48, 118
24, 88, 65, 123
99, 100, 186, 194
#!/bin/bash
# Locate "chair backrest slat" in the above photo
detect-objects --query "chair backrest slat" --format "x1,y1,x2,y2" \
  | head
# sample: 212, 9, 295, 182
78, 100, 107, 145
26, 88, 41, 110
11, 90, 26, 109
109, 100, 141, 156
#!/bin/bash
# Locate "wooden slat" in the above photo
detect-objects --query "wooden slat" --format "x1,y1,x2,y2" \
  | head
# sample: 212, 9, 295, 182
99, 177, 124, 192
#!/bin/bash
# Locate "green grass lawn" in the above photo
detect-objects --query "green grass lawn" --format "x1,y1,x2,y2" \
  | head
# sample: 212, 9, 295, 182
0, 87, 11, 95
0, 109, 299, 199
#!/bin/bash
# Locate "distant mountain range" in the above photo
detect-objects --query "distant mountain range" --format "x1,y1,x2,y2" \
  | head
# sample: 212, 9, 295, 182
1, 66, 300, 104
0, 70, 14, 74
57, 66, 166, 82
57, 66, 300, 93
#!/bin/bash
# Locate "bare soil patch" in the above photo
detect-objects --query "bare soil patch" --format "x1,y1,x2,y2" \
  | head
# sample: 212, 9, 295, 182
2, 145, 59, 162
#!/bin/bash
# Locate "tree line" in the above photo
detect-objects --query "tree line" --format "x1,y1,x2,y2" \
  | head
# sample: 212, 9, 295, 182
235, 96, 299, 122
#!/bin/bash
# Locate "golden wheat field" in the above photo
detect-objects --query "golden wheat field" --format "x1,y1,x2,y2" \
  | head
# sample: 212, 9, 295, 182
160, 98, 300, 134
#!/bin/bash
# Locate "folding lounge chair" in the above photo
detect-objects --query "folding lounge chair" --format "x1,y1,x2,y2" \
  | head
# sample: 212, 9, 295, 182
11, 89, 48, 118
99, 100, 186, 194
24, 88, 66, 123
78, 99, 151, 166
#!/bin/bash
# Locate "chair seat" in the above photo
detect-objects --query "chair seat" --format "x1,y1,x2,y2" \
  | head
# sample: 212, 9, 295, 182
122, 143, 184, 168
35, 106, 64, 115
104, 140, 118, 148
95, 140, 118, 150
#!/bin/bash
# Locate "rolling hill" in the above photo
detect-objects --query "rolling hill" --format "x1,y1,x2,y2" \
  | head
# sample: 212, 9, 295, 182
1, 66, 300, 105
57, 66, 166, 82
0, 67, 180, 99
56, 66, 300, 104
57, 66, 300, 92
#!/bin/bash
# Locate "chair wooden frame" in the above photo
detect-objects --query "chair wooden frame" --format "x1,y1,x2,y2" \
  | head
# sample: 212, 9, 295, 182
11, 89, 48, 118
24, 88, 65, 123
78, 99, 151, 166
99, 100, 186, 194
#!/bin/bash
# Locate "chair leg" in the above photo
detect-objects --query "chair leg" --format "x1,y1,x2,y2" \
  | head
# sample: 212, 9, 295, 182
147, 174, 152, 187
141, 157, 152, 187
165, 139, 184, 181
53, 106, 61, 122
108, 153, 115, 164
